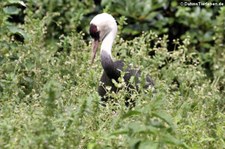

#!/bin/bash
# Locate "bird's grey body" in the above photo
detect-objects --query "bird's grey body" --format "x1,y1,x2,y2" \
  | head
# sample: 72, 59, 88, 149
98, 59, 154, 105
89, 13, 154, 106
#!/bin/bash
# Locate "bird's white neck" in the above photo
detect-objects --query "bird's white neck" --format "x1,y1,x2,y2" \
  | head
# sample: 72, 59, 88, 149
100, 30, 116, 60
100, 28, 120, 79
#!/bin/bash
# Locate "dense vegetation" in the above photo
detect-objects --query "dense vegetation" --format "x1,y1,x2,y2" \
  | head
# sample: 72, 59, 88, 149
0, 0, 224, 148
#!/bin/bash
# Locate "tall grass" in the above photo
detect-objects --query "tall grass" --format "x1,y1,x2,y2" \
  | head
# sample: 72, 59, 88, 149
0, 1, 224, 148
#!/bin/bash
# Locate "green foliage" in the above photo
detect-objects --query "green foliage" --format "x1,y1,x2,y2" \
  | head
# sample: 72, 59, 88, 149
0, 0, 26, 42
212, 7, 225, 98
0, 0, 224, 148
102, 0, 169, 36
102, 0, 224, 54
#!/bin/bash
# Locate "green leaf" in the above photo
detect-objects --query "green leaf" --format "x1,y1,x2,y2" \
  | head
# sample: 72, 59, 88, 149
122, 110, 141, 119
111, 130, 128, 136
7, 25, 27, 40
161, 133, 184, 146
3, 6, 21, 15
8, 0, 26, 7
129, 138, 141, 149
152, 111, 175, 130
87, 142, 99, 149
139, 141, 158, 149
128, 122, 144, 133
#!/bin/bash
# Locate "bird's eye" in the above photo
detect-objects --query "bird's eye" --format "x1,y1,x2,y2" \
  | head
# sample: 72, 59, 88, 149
90, 24, 100, 40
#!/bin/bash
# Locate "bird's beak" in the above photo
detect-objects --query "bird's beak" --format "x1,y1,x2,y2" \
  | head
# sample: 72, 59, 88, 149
91, 39, 99, 64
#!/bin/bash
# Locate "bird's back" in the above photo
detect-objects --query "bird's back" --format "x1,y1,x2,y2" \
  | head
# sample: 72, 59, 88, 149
98, 60, 154, 104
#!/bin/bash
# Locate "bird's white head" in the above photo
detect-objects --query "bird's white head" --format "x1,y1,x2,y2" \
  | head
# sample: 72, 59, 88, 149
90, 13, 117, 41
89, 13, 118, 63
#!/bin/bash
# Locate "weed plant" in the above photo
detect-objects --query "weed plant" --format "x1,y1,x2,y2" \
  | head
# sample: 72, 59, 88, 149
0, 1, 224, 149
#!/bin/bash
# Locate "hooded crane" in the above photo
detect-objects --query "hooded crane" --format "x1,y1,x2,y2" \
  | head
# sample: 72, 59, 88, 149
89, 13, 154, 106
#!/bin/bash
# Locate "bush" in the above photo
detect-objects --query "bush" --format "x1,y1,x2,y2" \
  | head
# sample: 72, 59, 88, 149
0, 0, 224, 148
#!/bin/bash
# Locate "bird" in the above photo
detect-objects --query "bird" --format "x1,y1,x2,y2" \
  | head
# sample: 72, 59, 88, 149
89, 13, 154, 106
